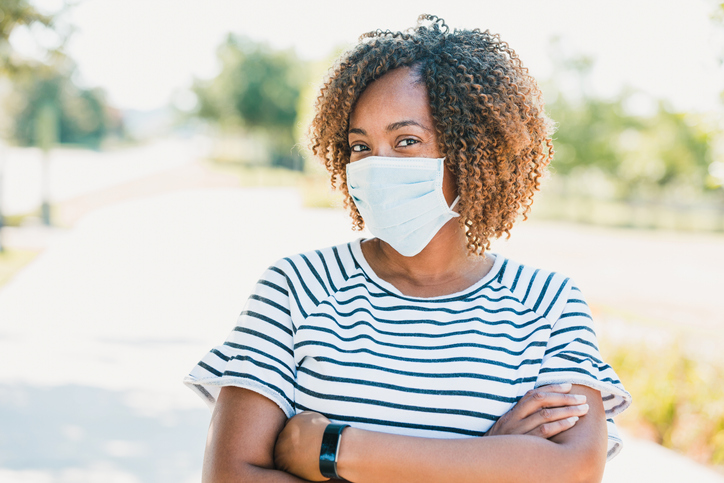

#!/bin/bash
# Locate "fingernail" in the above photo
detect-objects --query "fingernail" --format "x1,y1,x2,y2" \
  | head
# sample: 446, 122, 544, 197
568, 416, 579, 423
574, 395, 587, 403
578, 404, 589, 411
559, 383, 572, 390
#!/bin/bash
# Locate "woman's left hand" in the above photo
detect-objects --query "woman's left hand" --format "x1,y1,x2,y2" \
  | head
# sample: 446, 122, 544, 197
274, 411, 331, 481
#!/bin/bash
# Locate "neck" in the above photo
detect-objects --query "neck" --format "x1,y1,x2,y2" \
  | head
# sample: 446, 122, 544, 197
361, 220, 493, 297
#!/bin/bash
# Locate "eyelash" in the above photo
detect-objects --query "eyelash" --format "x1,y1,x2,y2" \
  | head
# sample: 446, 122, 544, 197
350, 138, 419, 152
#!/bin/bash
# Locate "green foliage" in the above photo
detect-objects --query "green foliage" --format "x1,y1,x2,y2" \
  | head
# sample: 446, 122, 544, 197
8, 64, 111, 148
193, 35, 305, 170
606, 340, 724, 467
548, 91, 715, 200
0, 0, 65, 76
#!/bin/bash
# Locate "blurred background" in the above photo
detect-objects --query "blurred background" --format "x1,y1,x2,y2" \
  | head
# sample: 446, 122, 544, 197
0, 0, 723, 482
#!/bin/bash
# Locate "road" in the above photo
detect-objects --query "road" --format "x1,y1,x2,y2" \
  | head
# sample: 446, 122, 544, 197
0, 145, 722, 481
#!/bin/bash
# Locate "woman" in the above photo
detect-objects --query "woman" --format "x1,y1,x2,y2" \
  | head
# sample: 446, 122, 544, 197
185, 15, 631, 482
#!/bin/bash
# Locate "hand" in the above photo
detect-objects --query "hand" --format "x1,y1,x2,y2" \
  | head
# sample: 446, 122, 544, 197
274, 411, 332, 481
485, 383, 589, 439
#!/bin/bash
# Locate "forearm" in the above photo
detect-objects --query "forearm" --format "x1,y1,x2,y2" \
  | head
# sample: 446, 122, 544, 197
337, 431, 591, 483
205, 464, 310, 483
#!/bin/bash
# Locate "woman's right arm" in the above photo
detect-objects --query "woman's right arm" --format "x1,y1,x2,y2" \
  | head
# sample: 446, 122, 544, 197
203, 386, 309, 483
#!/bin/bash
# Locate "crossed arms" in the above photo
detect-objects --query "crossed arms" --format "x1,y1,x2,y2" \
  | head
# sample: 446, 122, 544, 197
202, 383, 607, 483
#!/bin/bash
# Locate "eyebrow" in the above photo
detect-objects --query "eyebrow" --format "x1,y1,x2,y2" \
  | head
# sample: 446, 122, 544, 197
348, 119, 432, 136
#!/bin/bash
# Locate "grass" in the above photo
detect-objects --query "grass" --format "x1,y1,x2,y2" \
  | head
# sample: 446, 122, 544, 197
531, 191, 724, 232
602, 337, 724, 470
0, 248, 38, 288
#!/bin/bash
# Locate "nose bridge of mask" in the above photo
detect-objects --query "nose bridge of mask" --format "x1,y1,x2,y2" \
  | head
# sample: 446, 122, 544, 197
346, 158, 441, 189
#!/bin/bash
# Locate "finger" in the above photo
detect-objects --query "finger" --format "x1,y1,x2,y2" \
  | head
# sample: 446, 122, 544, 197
514, 389, 587, 419
528, 415, 581, 439
517, 403, 589, 434
537, 383, 573, 394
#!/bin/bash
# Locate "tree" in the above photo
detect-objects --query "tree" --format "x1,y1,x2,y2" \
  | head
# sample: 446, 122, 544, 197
0, 0, 66, 77
193, 35, 305, 170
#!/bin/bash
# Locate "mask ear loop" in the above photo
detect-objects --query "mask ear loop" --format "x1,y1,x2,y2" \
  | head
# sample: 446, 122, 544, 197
449, 195, 461, 216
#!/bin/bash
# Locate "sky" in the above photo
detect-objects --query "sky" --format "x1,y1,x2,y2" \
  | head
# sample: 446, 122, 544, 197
12, 0, 724, 113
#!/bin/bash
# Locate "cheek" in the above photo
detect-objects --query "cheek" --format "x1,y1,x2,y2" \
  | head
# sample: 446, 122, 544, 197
442, 165, 458, 205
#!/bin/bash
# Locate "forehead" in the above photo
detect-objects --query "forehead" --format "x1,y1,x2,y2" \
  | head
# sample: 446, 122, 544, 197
349, 67, 433, 130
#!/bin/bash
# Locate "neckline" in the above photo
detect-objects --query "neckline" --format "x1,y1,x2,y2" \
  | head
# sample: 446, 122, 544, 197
349, 238, 504, 301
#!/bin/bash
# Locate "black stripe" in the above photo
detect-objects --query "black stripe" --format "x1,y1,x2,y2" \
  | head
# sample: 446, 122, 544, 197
310, 356, 538, 385
316, 250, 337, 292
221, 372, 294, 408
567, 298, 586, 305
300, 253, 330, 297
533, 272, 555, 312
332, 245, 349, 281
511, 265, 523, 292
330, 293, 533, 316
215, 345, 294, 377
522, 268, 540, 305
557, 349, 603, 364
347, 243, 361, 269
336, 279, 516, 304
297, 366, 519, 403
198, 361, 222, 376
249, 294, 291, 316
543, 278, 569, 318
239, 310, 293, 337
269, 267, 307, 319
496, 258, 508, 283
544, 337, 599, 356
307, 310, 550, 342
258, 279, 288, 296
283, 257, 320, 306
220, 354, 295, 386
318, 302, 543, 330
550, 325, 596, 338
558, 311, 593, 320
297, 325, 547, 356
295, 385, 501, 421
233, 327, 294, 356
295, 405, 489, 437
294, 340, 543, 369
551, 353, 612, 371
538, 366, 621, 385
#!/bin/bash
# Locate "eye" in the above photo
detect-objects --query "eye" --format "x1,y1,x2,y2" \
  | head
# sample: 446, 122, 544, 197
398, 138, 419, 147
350, 144, 369, 152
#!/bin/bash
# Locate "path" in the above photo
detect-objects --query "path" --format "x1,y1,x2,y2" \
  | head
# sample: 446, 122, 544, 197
0, 154, 722, 481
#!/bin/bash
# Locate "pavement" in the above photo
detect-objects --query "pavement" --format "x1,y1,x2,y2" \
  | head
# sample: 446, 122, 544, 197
0, 145, 723, 482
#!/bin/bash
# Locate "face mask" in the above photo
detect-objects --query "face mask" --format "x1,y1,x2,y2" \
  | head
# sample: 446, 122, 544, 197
346, 156, 460, 257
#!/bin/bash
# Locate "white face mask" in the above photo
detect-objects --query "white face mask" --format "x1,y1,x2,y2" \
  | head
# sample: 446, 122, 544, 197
346, 156, 460, 257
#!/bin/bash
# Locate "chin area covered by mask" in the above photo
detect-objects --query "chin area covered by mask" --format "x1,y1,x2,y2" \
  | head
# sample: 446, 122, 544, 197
346, 156, 460, 257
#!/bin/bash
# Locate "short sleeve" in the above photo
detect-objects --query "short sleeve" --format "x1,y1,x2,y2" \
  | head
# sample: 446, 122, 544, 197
535, 285, 632, 460
183, 264, 296, 417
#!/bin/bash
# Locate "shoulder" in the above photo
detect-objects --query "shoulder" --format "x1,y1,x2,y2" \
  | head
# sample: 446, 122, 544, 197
491, 255, 577, 322
263, 240, 364, 303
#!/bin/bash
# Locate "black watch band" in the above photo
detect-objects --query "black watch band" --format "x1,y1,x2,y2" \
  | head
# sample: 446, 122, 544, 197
319, 423, 350, 480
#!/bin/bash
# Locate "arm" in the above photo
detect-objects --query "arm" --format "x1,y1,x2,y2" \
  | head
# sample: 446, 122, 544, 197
203, 386, 310, 483
277, 385, 607, 483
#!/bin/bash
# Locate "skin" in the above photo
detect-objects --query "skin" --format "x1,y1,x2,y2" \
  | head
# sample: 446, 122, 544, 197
202, 67, 607, 482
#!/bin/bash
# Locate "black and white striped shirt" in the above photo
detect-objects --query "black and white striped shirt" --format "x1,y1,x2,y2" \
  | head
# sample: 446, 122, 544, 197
185, 239, 631, 459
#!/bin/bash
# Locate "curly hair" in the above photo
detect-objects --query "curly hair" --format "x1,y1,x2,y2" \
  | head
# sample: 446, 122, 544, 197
309, 14, 553, 255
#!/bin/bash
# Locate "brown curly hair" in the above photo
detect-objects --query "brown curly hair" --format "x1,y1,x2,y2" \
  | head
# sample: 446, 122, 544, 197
309, 14, 553, 255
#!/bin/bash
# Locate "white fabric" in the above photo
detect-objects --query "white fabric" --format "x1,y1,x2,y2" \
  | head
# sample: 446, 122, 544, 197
184, 238, 632, 460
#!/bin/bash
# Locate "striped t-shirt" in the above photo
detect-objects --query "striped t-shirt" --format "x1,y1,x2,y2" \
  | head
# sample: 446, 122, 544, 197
185, 238, 631, 459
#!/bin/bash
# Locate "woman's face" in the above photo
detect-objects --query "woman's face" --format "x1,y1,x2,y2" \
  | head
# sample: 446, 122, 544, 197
347, 67, 457, 205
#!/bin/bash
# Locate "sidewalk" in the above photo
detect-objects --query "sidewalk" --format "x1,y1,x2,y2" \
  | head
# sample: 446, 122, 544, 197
0, 184, 722, 481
